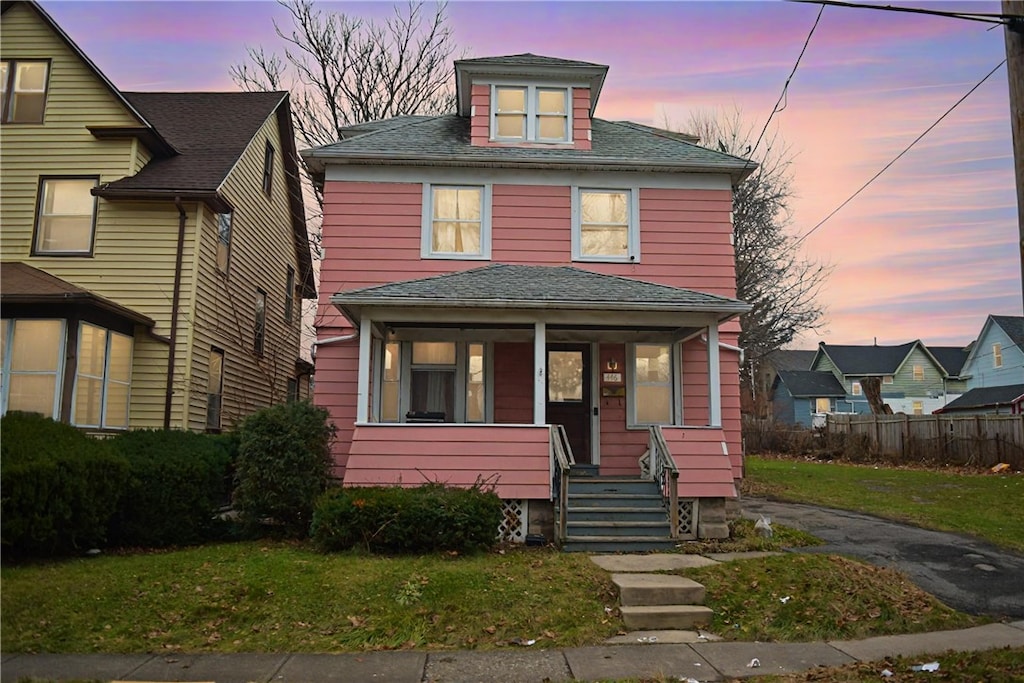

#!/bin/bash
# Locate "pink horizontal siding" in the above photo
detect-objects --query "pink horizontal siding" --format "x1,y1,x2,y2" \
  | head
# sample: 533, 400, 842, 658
493, 343, 534, 424
345, 424, 551, 499
661, 427, 737, 499
598, 343, 646, 475
471, 84, 490, 146
572, 87, 591, 150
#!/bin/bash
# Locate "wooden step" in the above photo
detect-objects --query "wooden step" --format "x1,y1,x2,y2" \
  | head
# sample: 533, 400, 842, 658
620, 605, 713, 630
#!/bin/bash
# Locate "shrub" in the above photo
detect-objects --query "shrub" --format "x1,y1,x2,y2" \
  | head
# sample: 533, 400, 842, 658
1, 412, 129, 557
233, 401, 336, 537
311, 482, 503, 554
107, 429, 233, 548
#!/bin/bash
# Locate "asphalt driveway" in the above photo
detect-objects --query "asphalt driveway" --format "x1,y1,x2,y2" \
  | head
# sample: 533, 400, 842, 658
741, 498, 1024, 619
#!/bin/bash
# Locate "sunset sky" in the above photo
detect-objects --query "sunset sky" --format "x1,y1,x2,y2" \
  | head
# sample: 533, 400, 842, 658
41, 0, 1021, 349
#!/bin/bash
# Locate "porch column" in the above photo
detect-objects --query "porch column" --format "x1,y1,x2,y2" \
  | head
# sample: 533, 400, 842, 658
707, 323, 722, 427
534, 321, 546, 425
356, 316, 372, 423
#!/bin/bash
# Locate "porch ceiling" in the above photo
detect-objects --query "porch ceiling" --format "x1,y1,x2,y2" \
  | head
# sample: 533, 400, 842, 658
332, 264, 749, 328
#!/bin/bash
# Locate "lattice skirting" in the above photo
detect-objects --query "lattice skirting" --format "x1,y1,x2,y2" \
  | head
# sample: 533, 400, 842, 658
677, 499, 697, 540
498, 499, 527, 542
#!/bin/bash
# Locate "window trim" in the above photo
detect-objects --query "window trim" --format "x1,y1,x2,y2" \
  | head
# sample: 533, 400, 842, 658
71, 323, 133, 430
1, 59, 51, 124
31, 176, 100, 256
254, 289, 267, 356
262, 141, 274, 195
626, 342, 679, 427
421, 183, 492, 260
571, 186, 640, 263
490, 84, 571, 143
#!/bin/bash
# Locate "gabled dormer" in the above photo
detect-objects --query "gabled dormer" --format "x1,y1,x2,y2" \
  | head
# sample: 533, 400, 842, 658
455, 54, 608, 150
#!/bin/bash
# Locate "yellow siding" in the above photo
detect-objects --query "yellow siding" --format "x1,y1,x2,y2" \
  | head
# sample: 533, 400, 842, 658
186, 110, 306, 431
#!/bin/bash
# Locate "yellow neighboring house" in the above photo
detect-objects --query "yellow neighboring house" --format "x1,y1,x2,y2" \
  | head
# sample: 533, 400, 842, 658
0, 1, 316, 433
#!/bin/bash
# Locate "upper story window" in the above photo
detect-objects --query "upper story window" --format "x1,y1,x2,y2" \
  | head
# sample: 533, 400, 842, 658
851, 381, 862, 396
993, 343, 1003, 368
421, 184, 491, 260
572, 188, 639, 262
284, 266, 295, 323
491, 85, 569, 143
33, 177, 99, 255
216, 212, 232, 272
1, 60, 49, 124
262, 141, 274, 195
912, 364, 924, 381
254, 289, 266, 356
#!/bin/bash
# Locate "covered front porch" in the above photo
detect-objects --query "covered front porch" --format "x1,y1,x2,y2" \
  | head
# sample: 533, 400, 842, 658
329, 264, 748, 543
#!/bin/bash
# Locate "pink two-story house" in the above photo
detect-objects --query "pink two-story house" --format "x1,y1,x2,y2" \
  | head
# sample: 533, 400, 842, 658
304, 54, 753, 551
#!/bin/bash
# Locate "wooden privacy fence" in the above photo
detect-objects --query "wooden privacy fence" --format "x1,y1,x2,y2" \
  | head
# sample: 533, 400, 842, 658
825, 414, 1024, 469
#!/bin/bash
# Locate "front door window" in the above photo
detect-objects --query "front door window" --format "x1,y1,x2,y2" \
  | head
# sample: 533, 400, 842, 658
547, 345, 591, 463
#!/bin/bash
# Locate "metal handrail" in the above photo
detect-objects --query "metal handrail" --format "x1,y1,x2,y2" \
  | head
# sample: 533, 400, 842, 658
648, 425, 680, 539
550, 424, 575, 544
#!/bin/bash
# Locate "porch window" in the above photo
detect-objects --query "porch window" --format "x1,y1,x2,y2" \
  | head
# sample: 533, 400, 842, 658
422, 184, 490, 259
0, 318, 65, 419
73, 323, 132, 429
377, 340, 489, 423
33, 177, 99, 255
630, 343, 674, 425
572, 188, 639, 262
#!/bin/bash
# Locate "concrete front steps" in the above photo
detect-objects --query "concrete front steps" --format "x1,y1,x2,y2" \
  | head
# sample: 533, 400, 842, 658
561, 476, 675, 553
612, 572, 713, 630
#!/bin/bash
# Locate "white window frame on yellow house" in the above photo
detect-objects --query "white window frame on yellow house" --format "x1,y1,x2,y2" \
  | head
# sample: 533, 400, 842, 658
0, 318, 66, 419
490, 84, 571, 143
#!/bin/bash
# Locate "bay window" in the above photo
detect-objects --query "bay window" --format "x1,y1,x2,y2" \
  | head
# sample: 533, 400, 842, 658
73, 323, 132, 429
1, 318, 65, 419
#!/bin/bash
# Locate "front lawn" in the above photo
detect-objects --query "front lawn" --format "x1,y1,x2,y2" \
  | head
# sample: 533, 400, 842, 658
743, 456, 1024, 552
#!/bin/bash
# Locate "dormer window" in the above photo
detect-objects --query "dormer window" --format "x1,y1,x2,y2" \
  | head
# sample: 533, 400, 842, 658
492, 85, 569, 143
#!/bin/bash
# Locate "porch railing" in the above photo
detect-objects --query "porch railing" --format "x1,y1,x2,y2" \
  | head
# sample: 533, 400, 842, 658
648, 425, 680, 539
550, 424, 575, 544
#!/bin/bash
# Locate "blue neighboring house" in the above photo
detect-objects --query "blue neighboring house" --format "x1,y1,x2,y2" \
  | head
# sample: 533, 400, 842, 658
771, 370, 847, 427
961, 315, 1024, 390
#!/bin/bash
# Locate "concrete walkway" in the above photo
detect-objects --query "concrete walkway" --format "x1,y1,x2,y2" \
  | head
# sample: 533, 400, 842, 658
3, 622, 1024, 682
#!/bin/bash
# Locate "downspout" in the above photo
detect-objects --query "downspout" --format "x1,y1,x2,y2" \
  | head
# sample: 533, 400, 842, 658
164, 196, 187, 429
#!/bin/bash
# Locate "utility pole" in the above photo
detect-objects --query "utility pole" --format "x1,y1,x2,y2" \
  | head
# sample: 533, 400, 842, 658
1005, 1, 1024, 310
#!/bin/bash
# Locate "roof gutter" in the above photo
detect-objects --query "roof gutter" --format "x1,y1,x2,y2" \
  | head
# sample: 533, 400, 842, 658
702, 333, 745, 364
332, 295, 750, 316
93, 187, 233, 214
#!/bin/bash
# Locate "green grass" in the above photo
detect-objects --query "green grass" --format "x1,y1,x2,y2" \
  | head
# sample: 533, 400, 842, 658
744, 456, 1024, 552
680, 554, 984, 642
678, 517, 823, 554
1, 542, 620, 653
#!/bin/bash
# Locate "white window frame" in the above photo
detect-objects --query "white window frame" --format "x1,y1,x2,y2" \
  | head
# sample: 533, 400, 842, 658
490, 84, 571, 143
851, 381, 862, 396
627, 342, 679, 427
993, 343, 1003, 368
71, 323, 133, 430
421, 183, 492, 260
571, 186, 640, 263
912, 364, 924, 381
0, 318, 66, 419
814, 397, 831, 413
374, 340, 492, 423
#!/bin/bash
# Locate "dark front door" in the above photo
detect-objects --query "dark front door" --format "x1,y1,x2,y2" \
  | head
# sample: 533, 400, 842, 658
546, 344, 592, 464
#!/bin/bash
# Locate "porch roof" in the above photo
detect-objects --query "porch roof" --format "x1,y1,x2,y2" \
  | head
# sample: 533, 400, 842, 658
332, 264, 750, 324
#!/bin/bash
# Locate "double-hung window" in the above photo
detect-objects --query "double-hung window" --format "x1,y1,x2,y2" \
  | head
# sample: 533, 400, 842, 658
1, 60, 49, 123
0, 318, 65, 419
994, 343, 1003, 368
912, 365, 924, 381
572, 187, 639, 262
33, 177, 99, 255
254, 289, 266, 356
422, 184, 490, 259
629, 343, 676, 426
378, 341, 489, 423
73, 323, 132, 429
262, 141, 274, 195
492, 85, 569, 143
216, 212, 232, 272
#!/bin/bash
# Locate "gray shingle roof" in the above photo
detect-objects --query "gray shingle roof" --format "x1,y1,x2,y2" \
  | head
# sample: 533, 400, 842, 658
332, 264, 749, 315
938, 384, 1024, 412
928, 346, 970, 376
992, 315, 1024, 346
303, 115, 754, 181
818, 342, 917, 375
765, 349, 816, 372
777, 370, 846, 398
456, 53, 607, 68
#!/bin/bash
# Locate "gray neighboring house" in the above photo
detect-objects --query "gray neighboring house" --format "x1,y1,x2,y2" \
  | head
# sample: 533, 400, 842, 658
771, 370, 846, 427
935, 384, 1024, 416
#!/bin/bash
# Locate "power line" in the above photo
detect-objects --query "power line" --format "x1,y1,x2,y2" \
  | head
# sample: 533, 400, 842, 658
789, 0, 1019, 26
746, 4, 825, 165
793, 59, 1007, 248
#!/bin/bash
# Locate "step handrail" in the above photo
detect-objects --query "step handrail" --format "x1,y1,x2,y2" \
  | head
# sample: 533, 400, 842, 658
648, 425, 680, 539
550, 424, 575, 544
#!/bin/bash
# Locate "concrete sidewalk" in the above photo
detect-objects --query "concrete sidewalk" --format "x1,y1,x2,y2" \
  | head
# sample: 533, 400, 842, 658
3, 621, 1023, 682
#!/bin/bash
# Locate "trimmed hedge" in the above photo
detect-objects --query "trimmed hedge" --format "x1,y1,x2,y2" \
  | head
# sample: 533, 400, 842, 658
233, 401, 336, 537
1, 412, 128, 556
311, 483, 503, 554
107, 429, 233, 548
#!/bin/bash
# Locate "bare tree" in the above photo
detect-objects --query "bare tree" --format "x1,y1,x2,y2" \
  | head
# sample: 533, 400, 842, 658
231, 0, 459, 152
672, 109, 830, 399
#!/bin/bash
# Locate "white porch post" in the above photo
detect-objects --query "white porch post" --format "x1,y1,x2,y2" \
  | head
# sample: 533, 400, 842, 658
707, 322, 722, 427
533, 321, 546, 425
356, 316, 372, 423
